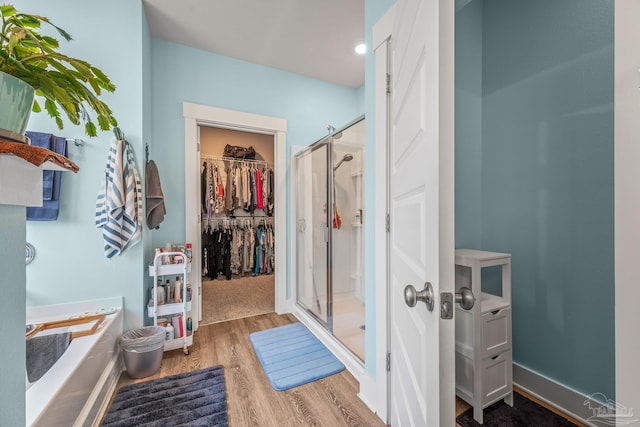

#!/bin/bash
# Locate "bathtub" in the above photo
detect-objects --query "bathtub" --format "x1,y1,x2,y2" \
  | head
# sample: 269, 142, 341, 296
26, 297, 123, 427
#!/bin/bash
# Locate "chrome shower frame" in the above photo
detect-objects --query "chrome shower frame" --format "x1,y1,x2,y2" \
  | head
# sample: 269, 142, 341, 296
294, 115, 364, 333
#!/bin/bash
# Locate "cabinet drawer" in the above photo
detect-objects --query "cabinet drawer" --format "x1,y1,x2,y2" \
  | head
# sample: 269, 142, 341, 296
482, 350, 512, 406
482, 307, 511, 357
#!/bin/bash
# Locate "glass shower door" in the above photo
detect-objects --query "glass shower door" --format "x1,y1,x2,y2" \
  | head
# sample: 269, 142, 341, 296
295, 117, 366, 362
296, 140, 330, 327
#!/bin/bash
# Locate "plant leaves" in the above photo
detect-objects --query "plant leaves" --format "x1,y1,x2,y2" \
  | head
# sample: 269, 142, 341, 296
1, 4, 117, 137
0, 5, 17, 17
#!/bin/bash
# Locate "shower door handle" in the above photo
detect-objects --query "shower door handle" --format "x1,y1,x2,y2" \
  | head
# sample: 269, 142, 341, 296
404, 282, 434, 311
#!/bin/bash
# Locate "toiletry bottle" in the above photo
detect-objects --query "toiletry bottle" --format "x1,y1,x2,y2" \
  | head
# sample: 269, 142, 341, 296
156, 279, 165, 305
165, 279, 171, 303
174, 276, 182, 303
165, 322, 174, 340
187, 317, 192, 335
165, 243, 173, 264
185, 243, 193, 263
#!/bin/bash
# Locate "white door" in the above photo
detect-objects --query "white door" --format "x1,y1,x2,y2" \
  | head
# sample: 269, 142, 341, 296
388, 0, 455, 425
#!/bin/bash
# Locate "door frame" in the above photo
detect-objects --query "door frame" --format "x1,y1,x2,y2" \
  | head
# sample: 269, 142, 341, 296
358, 4, 397, 423
183, 102, 288, 330
615, 0, 640, 418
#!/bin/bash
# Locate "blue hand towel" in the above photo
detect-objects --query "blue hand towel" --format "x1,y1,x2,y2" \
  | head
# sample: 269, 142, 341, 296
26, 200, 61, 221
25, 131, 54, 200
26, 133, 67, 221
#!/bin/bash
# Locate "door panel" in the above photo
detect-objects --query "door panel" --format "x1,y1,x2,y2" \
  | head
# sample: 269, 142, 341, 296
389, 0, 455, 425
296, 143, 329, 326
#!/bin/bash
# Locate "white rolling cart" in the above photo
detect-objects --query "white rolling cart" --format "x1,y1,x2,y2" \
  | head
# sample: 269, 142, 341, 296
455, 249, 513, 424
148, 252, 193, 355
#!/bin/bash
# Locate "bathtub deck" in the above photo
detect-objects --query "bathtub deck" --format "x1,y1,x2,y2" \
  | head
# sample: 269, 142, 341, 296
26, 298, 123, 427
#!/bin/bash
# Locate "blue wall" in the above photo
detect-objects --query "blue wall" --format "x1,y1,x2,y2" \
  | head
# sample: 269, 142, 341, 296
455, 0, 483, 250
17, 0, 148, 332
456, 0, 614, 398
0, 205, 27, 425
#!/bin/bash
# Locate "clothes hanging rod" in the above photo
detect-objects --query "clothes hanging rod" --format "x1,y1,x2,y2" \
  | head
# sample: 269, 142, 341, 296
204, 215, 274, 221
201, 155, 271, 166
203, 217, 274, 226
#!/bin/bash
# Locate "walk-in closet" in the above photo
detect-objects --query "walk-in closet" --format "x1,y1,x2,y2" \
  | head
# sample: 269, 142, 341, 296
198, 126, 276, 325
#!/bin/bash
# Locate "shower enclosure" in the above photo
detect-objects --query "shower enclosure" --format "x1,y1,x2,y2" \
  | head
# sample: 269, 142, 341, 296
295, 116, 365, 361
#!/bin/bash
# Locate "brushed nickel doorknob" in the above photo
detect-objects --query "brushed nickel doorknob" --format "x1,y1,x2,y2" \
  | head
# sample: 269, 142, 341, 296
404, 282, 434, 311
455, 287, 475, 310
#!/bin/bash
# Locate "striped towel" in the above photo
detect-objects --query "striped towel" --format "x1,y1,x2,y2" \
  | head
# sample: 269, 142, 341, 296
96, 139, 143, 258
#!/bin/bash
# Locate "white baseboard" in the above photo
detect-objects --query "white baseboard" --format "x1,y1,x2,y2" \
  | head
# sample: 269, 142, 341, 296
513, 363, 598, 426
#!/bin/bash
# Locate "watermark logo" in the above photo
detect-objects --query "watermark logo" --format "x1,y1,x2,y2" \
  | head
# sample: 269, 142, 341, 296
584, 393, 638, 426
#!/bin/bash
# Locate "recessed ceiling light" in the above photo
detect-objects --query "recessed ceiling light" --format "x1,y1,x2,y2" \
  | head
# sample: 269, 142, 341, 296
355, 44, 367, 55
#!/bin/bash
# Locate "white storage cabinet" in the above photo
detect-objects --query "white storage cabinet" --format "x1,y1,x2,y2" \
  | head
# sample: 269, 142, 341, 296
455, 249, 513, 424
148, 252, 193, 355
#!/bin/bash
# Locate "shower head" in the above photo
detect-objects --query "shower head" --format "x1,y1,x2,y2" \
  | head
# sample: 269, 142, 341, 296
333, 153, 354, 171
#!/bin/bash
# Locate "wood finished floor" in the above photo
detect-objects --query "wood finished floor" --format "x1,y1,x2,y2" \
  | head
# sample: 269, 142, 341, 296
109, 312, 580, 426
112, 312, 386, 427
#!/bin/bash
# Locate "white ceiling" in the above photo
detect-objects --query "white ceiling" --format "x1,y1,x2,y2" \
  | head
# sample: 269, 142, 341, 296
143, 0, 365, 88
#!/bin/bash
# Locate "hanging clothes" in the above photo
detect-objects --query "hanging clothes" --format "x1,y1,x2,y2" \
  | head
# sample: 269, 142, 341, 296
255, 168, 264, 209
214, 162, 225, 214
224, 161, 234, 213
200, 156, 273, 217
200, 218, 274, 279
198, 154, 275, 280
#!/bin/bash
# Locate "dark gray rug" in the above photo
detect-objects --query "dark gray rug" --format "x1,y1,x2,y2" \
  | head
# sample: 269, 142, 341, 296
102, 366, 228, 427
457, 392, 576, 426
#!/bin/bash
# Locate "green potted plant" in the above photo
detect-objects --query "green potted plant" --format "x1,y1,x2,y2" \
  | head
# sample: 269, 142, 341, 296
0, 4, 117, 139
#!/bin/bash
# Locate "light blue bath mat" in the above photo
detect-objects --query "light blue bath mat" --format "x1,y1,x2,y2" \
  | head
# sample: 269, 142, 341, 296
249, 322, 345, 391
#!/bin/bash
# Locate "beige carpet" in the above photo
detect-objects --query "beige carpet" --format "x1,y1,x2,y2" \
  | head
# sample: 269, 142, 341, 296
200, 275, 275, 325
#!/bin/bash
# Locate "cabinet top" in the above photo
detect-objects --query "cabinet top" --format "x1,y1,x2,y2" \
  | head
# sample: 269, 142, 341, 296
455, 248, 511, 263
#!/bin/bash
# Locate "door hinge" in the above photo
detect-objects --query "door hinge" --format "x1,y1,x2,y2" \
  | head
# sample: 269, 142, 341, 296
386, 352, 391, 372
386, 213, 391, 232
386, 73, 391, 94
197, 142, 200, 152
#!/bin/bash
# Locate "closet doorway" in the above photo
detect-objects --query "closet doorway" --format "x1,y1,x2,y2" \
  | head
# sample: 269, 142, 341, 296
199, 126, 276, 325
183, 102, 287, 334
